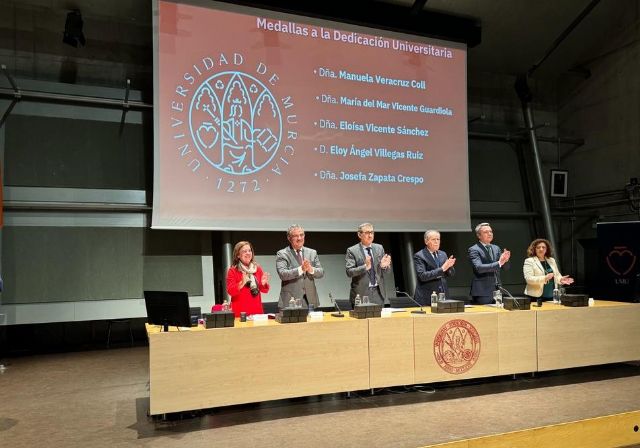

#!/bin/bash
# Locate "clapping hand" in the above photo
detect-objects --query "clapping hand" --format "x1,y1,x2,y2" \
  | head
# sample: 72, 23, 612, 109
545, 272, 555, 283
380, 254, 391, 269
301, 259, 312, 273
261, 271, 270, 286
239, 272, 250, 289
560, 275, 574, 285
499, 249, 511, 266
442, 255, 456, 271
365, 255, 372, 270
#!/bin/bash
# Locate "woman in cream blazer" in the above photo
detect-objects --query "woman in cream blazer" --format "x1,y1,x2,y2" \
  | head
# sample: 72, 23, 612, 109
523, 238, 574, 299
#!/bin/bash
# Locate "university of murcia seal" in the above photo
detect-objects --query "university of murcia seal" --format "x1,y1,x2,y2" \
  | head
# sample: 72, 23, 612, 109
433, 319, 481, 374
169, 52, 297, 194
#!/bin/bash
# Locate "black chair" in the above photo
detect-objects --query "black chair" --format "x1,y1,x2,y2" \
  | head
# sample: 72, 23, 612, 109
107, 318, 134, 348
314, 306, 336, 312
388, 296, 418, 308
262, 301, 279, 314
451, 295, 472, 305
334, 299, 353, 311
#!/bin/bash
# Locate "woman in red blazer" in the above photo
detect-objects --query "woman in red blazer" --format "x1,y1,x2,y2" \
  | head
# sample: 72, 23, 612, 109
224, 241, 270, 317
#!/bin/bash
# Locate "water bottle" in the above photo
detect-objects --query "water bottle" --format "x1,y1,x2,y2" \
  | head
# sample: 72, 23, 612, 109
289, 296, 296, 308
222, 300, 230, 312
355, 294, 361, 306
552, 288, 560, 304
430, 291, 438, 306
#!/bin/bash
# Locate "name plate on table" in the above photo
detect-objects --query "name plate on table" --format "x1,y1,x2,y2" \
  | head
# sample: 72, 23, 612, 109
275, 308, 308, 323
431, 300, 465, 314
349, 303, 382, 319
308, 311, 324, 320
503, 296, 531, 310
203, 311, 235, 328
561, 294, 589, 307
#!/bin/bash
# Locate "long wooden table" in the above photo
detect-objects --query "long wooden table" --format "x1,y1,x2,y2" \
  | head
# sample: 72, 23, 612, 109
147, 300, 640, 415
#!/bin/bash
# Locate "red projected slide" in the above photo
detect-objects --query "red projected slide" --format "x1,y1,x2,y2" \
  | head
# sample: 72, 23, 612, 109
154, 0, 469, 231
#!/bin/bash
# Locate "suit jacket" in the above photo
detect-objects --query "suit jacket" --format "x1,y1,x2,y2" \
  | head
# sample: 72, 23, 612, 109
523, 256, 562, 297
276, 246, 324, 308
468, 242, 510, 298
413, 248, 455, 305
345, 242, 389, 304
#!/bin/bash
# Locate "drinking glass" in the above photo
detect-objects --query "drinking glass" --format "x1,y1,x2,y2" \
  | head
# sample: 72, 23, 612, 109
438, 292, 446, 302
559, 287, 566, 301
493, 290, 503, 308
295, 298, 302, 308
362, 295, 369, 305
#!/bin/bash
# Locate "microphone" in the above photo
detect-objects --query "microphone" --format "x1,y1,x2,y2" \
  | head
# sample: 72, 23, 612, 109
497, 285, 521, 309
395, 288, 426, 314
493, 269, 519, 308
329, 293, 344, 318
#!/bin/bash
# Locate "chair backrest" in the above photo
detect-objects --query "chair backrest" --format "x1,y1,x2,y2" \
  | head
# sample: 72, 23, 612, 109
334, 299, 353, 311
388, 296, 417, 308
450, 295, 472, 304
314, 306, 337, 312
262, 301, 279, 314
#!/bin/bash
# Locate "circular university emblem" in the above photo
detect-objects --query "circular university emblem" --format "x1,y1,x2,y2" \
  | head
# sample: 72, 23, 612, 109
189, 71, 282, 176
433, 319, 481, 374
169, 53, 297, 194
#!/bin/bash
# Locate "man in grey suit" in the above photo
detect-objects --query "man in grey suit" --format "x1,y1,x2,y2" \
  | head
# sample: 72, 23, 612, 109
468, 222, 511, 304
414, 230, 456, 305
345, 222, 391, 306
276, 225, 324, 309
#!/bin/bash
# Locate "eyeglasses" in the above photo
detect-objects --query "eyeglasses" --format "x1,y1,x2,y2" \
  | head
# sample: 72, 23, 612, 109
360, 231, 374, 235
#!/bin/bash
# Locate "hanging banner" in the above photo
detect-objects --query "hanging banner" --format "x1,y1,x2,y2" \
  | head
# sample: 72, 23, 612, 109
596, 221, 640, 301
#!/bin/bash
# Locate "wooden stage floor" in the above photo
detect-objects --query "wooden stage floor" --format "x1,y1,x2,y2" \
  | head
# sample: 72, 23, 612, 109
0, 346, 639, 448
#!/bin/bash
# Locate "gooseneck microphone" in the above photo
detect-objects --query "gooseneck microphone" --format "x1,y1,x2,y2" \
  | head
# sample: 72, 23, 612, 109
395, 288, 426, 314
329, 293, 344, 318
497, 285, 521, 309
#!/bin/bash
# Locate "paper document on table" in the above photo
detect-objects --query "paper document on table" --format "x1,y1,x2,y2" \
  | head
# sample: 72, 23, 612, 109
387, 308, 407, 313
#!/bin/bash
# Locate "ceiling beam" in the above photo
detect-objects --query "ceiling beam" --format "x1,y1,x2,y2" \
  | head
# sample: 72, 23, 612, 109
411, 0, 429, 16
217, 0, 481, 47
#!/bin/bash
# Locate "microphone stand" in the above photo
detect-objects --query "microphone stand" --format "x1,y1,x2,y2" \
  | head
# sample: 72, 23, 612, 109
329, 293, 344, 318
396, 289, 426, 314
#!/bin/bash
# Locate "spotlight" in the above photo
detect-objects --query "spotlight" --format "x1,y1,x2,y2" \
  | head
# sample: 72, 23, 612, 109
62, 10, 86, 48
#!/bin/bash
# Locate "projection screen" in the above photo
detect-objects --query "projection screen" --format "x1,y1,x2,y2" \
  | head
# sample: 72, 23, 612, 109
153, 0, 470, 231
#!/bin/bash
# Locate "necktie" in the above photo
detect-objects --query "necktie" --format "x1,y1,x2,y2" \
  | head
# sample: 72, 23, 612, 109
366, 247, 376, 285
485, 245, 493, 261
432, 252, 440, 267
296, 250, 303, 265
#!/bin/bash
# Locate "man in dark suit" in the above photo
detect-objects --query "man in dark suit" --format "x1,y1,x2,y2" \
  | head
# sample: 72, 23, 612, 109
413, 230, 456, 305
468, 222, 511, 304
276, 225, 324, 309
345, 222, 391, 306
